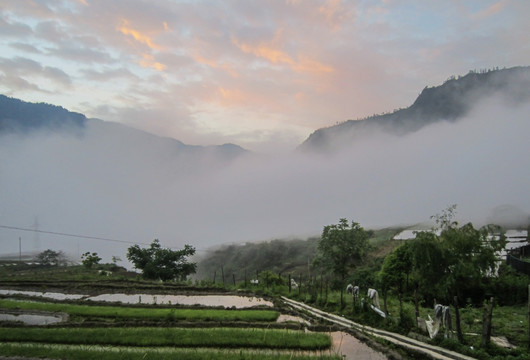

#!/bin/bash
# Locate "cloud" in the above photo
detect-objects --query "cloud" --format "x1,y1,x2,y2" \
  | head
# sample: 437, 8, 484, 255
0, 56, 72, 91
0, 0, 529, 152
1, 91, 528, 265
0, 15, 32, 37
232, 36, 334, 74
117, 18, 163, 51
472, 0, 508, 20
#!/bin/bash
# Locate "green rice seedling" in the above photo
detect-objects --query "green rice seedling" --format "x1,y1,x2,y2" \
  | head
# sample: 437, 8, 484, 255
0, 343, 341, 360
0, 327, 331, 350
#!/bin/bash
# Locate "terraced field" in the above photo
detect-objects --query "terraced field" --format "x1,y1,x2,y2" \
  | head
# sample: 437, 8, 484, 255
0, 291, 340, 359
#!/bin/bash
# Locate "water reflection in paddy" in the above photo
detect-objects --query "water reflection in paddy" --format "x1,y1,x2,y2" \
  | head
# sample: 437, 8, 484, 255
0, 289, 273, 308
0, 289, 86, 300
0, 312, 65, 325
87, 293, 273, 308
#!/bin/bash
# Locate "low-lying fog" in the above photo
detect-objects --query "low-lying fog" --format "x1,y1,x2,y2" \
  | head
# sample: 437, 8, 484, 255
1, 94, 529, 264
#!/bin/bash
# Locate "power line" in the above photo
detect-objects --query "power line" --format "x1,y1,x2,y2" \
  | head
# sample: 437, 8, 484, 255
0, 224, 220, 254
0, 225, 151, 246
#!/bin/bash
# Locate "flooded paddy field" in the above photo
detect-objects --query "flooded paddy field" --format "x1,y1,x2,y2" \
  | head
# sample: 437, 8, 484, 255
0, 289, 273, 308
0, 288, 388, 359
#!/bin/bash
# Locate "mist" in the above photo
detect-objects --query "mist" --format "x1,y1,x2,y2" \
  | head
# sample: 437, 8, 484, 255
1, 94, 529, 265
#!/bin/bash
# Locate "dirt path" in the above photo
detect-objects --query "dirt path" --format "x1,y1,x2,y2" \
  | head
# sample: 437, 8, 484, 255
282, 297, 477, 360
329, 331, 387, 360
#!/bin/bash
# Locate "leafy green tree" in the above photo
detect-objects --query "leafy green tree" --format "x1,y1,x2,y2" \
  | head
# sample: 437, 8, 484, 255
314, 218, 370, 308
127, 239, 197, 281
441, 223, 505, 301
379, 242, 413, 315
34, 249, 66, 266
81, 252, 101, 269
409, 231, 448, 303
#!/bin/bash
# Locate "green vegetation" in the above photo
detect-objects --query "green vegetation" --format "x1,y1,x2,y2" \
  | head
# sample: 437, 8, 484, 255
0, 327, 331, 350
0, 299, 279, 322
0, 343, 340, 360
127, 239, 197, 281
314, 218, 371, 308
34, 249, 68, 266
81, 252, 102, 269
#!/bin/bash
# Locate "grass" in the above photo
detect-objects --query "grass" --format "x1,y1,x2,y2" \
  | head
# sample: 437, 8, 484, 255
0, 299, 279, 322
0, 343, 341, 360
0, 327, 331, 350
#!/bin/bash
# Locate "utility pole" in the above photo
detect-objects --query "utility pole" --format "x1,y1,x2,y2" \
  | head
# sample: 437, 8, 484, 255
19, 237, 21, 262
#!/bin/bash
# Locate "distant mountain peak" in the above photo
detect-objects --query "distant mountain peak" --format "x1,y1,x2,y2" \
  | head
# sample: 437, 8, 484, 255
0, 95, 248, 158
0, 94, 86, 134
299, 66, 530, 152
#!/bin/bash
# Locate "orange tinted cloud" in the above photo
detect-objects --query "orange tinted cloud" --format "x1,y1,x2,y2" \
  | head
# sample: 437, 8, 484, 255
473, 0, 508, 19
232, 38, 333, 74
194, 54, 239, 77
118, 19, 163, 51
318, 0, 353, 29
218, 87, 246, 105
139, 53, 166, 71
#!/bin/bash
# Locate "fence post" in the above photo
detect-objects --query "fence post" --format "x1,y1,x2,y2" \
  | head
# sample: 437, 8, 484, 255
299, 274, 302, 296
454, 296, 464, 343
482, 297, 494, 347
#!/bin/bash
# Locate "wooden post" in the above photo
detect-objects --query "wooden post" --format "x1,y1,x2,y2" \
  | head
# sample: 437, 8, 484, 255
482, 297, 494, 347
288, 274, 292, 293
454, 296, 464, 343
351, 289, 355, 313
414, 289, 420, 326
320, 273, 323, 302
232, 274, 236, 287
299, 274, 302, 296
213, 271, 216, 284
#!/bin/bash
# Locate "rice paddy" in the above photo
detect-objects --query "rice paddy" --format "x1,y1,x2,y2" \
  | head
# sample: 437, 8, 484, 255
0, 293, 339, 359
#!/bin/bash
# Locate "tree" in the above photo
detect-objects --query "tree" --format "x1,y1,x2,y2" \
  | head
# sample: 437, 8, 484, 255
34, 249, 66, 266
127, 239, 197, 281
81, 252, 101, 269
379, 242, 413, 315
314, 218, 370, 308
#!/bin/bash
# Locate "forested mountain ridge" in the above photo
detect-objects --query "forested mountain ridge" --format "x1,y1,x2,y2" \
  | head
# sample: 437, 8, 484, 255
299, 66, 530, 152
0, 94, 86, 133
0, 94, 247, 159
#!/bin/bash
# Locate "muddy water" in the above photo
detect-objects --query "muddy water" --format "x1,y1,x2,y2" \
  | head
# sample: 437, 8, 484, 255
0, 289, 273, 308
330, 331, 387, 360
0, 312, 65, 325
0, 289, 86, 300
87, 293, 274, 308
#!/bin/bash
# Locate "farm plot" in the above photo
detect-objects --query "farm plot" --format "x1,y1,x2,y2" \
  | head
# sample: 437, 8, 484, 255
0, 296, 338, 359
0, 299, 278, 322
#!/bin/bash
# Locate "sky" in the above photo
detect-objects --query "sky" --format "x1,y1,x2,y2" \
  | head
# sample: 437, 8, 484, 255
1, 0, 529, 153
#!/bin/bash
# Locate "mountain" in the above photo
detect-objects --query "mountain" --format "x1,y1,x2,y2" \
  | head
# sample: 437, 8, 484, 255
299, 66, 530, 152
0, 94, 247, 161
0, 95, 87, 133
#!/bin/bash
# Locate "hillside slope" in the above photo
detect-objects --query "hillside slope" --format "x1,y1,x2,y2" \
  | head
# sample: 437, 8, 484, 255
0, 94, 247, 160
299, 66, 530, 152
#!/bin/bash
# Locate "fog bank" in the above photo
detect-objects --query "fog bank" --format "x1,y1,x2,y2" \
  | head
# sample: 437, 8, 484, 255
1, 95, 529, 263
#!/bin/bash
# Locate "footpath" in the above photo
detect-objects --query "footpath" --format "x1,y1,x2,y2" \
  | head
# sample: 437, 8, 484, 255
281, 296, 476, 360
